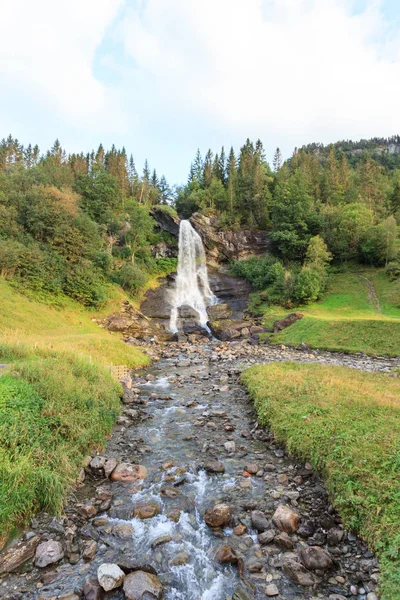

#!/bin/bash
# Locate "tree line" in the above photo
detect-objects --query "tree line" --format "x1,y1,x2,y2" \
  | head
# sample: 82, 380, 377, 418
0, 135, 176, 306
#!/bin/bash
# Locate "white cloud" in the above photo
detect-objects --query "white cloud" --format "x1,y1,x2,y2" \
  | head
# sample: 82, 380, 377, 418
121, 0, 400, 153
0, 0, 125, 129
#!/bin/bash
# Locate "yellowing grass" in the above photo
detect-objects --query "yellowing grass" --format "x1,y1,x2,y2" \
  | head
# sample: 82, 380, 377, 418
0, 279, 150, 368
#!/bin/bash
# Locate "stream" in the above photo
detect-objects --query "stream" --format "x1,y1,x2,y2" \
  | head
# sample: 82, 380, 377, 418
1, 340, 393, 600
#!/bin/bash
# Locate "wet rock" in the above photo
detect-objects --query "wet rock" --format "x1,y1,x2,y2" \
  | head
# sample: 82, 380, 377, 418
111, 523, 135, 538
0, 535, 40, 574
275, 533, 294, 549
104, 458, 118, 478
215, 544, 238, 564
97, 563, 125, 591
133, 501, 160, 519
282, 557, 317, 586
205, 460, 225, 474
234, 523, 247, 536
151, 535, 172, 548
265, 583, 279, 596
204, 503, 232, 528
232, 583, 256, 600
123, 570, 163, 599
224, 441, 236, 453
297, 520, 315, 538
79, 503, 98, 519
298, 546, 334, 571
83, 576, 105, 600
170, 552, 189, 566
111, 463, 147, 482
161, 486, 180, 498
82, 540, 98, 560
35, 541, 64, 568
327, 527, 344, 546
272, 505, 300, 534
258, 530, 275, 545
251, 510, 270, 532
207, 303, 232, 321
244, 463, 258, 475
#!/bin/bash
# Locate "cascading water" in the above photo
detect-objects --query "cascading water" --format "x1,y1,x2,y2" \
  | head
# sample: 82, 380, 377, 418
170, 220, 217, 333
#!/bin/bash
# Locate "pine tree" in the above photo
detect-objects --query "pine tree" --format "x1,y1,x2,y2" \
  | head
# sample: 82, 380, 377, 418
193, 149, 203, 186
203, 149, 214, 188
143, 160, 150, 183
159, 175, 172, 204
218, 146, 226, 185
151, 169, 159, 188
273, 148, 282, 172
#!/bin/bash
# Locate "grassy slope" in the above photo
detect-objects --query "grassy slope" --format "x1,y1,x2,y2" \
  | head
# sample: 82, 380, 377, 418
0, 280, 150, 545
255, 268, 400, 356
242, 363, 400, 600
0, 279, 150, 368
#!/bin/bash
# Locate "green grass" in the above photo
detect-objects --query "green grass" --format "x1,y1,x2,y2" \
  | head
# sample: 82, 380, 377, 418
0, 278, 150, 368
242, 363, 400, 600
252, 268, 400, 356
0, 280, 151, 546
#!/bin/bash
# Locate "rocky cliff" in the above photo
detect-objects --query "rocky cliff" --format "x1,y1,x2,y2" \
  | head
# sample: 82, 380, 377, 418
151, 208, 270, 265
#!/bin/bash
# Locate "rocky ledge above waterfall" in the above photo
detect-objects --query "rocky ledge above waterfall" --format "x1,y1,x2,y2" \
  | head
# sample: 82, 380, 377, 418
151, 208, 270, 265
190, 212, 271, 265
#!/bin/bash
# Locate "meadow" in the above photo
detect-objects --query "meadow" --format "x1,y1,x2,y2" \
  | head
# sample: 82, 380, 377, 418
252, 268, 400, 356
242, 362, 400, 600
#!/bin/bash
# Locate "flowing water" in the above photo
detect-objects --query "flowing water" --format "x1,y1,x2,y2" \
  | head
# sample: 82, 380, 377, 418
3, 342, 388, 600
169, 220, 217, 333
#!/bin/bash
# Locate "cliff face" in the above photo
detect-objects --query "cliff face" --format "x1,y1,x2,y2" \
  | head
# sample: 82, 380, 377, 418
189, 212, 270, 265
151, 208, 270, 265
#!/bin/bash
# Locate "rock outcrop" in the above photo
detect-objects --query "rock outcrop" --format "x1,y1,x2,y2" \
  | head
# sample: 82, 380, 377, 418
190, 212, 270, 265
102, 301, 151, 340
150, 207, 270, 265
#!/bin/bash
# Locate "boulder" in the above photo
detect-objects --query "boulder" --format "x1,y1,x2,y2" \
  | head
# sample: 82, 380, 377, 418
206, 303, 232, 321
251, 510, 271, 532
273, 312, 303, 333
298, 546, 334, 571
133, 501, 160, 519
0, 535, 41, 574
204, 503, 232, 528
35, 540, 64, 568
123, 570, 163, 600
282, 557, 317, 586
97, 563, 125, 591
205, 460, 225, 474
111, 463, 147, 483
215, 544, 238, 564
272, 505, 300, 534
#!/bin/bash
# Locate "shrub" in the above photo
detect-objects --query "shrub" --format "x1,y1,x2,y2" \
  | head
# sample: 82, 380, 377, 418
294, 267, 322, 303
111, 263, 148, 294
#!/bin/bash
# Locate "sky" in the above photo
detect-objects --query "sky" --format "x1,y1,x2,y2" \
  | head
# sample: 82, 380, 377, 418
1, 0, 400, 184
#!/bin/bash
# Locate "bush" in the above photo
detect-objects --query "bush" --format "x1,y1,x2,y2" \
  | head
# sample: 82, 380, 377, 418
111, 263, 148, 294
63, 261, 107, 307
294, 267, 322, 303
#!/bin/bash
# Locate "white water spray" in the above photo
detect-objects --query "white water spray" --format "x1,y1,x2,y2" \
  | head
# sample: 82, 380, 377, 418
170, 220, 217, 333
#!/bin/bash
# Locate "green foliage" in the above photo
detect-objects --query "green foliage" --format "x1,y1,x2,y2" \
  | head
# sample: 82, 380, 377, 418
111, 263, 148, 295
361, 216, 398, 266
0, 349, 121, 541
242, 363, 400, 599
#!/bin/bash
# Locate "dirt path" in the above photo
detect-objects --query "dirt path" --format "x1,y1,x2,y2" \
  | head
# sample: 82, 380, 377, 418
357, 274, 382, 313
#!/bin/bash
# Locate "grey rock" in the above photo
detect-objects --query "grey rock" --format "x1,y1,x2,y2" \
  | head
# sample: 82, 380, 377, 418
35, 541, 64, 568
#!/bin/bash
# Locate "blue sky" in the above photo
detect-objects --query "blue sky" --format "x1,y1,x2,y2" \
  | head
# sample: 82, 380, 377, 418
1, 0, 400, 185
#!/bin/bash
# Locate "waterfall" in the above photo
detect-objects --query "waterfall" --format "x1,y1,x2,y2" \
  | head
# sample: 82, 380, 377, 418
170, 220, 217, 333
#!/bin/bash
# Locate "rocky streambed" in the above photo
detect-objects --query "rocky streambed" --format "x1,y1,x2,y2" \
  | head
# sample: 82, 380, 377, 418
1, 340, 395, 600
